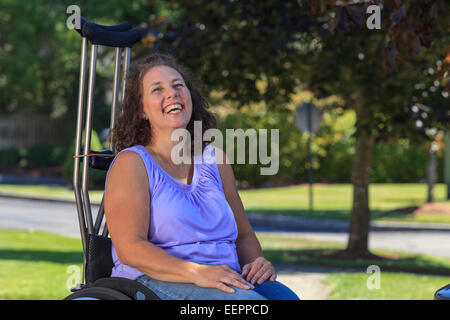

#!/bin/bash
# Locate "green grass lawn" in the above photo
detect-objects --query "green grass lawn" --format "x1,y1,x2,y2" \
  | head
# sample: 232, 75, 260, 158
324, 272, 449, 300
1, 183, 448, 223
0, 230, 448, 300
241, 183, 450, 224
0, 230, 82, 300
0, 184, 104, 203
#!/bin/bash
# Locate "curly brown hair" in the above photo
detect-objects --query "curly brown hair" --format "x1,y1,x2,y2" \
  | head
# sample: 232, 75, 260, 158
111, 51, 217, 153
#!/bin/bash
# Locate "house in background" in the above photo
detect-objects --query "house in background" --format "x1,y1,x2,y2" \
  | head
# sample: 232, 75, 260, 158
0, 111, 64, 149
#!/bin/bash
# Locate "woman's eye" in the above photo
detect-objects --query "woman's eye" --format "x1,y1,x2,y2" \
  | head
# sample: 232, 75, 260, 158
152, 87, 161, 93
175, 83, 183, 88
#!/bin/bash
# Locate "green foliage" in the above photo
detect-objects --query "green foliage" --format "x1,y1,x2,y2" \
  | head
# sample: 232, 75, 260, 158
218, 106, 443, 187
0, 143, 69, 169
217, 106, 354, 186
23, 143, 69, 167
62, 129, 106, 189
0, 0, 161, 144
1, 1, 77, 114
371, 142, 425, 183
144, 0, 319, 110
372, 141, 444, 183
0, 147, 20, 168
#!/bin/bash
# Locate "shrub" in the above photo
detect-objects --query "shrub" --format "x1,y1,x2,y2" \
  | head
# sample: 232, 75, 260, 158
217, 106, 357, 187
0, 147, 20, 168
24, 142, 69, 167
371, 141, 442, 183
218, 106, 439, 187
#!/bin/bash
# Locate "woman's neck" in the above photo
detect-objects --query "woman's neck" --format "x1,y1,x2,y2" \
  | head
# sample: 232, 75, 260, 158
145, 127, 191, 165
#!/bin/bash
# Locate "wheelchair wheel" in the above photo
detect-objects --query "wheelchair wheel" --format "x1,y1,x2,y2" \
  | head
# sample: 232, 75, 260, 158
64, 287, 132, 300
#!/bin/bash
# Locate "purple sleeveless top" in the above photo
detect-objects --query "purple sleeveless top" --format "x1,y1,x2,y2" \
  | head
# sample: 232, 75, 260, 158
105, 144, 241, 280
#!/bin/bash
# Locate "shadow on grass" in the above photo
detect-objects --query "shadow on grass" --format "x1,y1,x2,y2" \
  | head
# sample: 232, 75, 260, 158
262, 249, 450, 277
246, 209, 350, 220
248, 208, 449, 223
0, 249, 83, 264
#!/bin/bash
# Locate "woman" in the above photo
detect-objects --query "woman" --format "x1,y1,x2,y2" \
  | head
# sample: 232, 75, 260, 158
104, 52, 299, 300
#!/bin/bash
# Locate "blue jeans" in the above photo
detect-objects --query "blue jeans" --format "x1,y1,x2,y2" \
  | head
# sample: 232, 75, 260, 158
135, 274, 300, 300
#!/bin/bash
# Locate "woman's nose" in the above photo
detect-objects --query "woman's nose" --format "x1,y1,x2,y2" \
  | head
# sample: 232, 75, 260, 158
165, 85, 179, 99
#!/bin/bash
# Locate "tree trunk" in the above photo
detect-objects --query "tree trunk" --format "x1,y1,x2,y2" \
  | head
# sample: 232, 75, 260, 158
346, 106, 375, 257
426, 148, 436, 203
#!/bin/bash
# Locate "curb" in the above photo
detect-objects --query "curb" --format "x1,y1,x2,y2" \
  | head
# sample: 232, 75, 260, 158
2, 192, 450, 232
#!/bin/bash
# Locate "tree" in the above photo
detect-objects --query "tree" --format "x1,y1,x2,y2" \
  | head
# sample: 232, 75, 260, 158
138, 0, 319, 110
0, 0, 157, 140
298, 0, 449, 256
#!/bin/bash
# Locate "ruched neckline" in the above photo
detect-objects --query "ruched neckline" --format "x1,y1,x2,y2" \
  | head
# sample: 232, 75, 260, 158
137, 145, 200, 192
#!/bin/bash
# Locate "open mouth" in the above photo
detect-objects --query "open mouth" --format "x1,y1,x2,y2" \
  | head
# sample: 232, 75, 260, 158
164, 103, 184, 114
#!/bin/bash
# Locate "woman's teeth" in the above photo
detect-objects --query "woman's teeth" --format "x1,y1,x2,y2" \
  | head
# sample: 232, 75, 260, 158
165, 104, 183, 114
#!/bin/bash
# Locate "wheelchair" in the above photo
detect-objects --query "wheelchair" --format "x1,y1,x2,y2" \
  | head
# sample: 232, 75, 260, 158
64, 16, 159, 300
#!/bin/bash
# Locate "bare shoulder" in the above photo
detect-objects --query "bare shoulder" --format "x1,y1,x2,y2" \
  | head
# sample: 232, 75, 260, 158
211, 145, 235, 194
212, 145, 229, 172
105, 150, 149, 202
212, 145, 229, 166
108, 150, 146, 182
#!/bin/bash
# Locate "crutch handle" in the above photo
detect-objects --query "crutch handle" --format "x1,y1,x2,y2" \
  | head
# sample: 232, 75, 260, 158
76, 16, 142, 48
76, 16, 132, 33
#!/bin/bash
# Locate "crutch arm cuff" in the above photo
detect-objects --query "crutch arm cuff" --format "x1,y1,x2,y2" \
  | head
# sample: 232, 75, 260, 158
76, 16, 142, 48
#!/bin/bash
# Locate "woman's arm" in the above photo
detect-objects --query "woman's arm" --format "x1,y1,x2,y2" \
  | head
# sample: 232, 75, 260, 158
214, 147, 277, 284
104, 151, 193, 281
104, 150, 252, 292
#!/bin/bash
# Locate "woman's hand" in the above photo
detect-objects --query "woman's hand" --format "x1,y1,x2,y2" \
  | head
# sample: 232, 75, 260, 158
241, 257, 277, 285
191, 263, 255, 294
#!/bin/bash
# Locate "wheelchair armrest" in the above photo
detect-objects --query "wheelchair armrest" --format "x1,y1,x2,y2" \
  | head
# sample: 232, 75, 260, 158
88, 149, 114, 171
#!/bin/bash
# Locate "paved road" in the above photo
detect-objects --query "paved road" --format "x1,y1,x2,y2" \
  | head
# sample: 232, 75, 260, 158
0, 197, 86, 238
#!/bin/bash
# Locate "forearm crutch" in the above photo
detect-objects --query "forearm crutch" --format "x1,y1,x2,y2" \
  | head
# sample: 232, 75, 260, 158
73, 16, 141, 285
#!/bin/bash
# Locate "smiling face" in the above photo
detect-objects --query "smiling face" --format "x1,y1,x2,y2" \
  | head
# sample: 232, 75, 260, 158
141, 65, 193, 134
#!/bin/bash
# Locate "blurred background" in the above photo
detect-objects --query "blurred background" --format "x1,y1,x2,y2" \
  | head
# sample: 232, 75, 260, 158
0, 0, 449, 300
